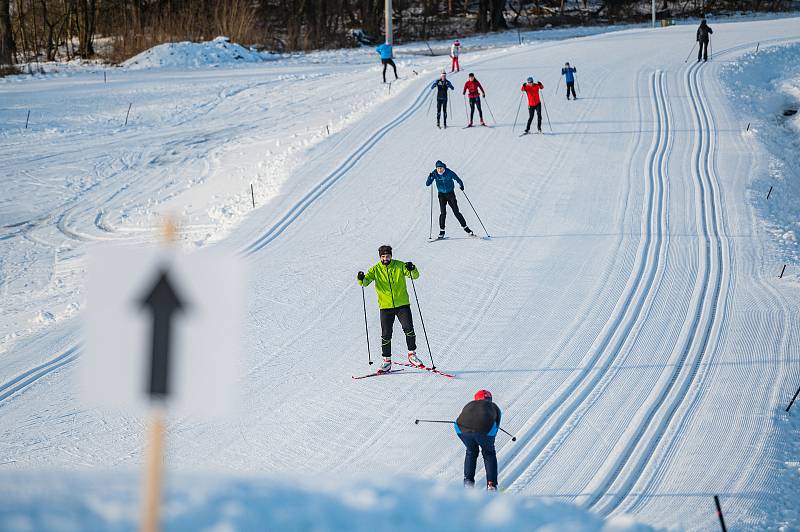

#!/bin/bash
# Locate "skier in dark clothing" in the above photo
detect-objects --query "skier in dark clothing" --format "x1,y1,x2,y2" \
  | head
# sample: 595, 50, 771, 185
455, 390, 501, 490
430, 72, 455, 128
696, 19, 713, 62
562, 62, 577, 100
357, 245, 424, 373
463, 73, 487, 127
425, 161, 474, 239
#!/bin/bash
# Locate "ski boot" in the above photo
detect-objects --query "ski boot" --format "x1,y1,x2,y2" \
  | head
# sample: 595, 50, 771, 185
407, 351, 424, 368
487, 481, 497, 491
480, 119, 486, 126
438, 230, 446, 239
378, 357, 392, 373
464, 479, 475, 488
463, 226, 474, 236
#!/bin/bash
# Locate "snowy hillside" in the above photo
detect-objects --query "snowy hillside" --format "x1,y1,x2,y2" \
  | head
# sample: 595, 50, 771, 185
2, 16, 800, 532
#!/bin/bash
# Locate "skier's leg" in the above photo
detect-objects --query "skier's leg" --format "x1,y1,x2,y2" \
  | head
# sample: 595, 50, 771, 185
571, 83, 577, 99
455, 57, 460, 71
436, 100, 444, 125
438, 193, 448, 230
396, 305, 417, 352
478, 434, 498, 486
446, 192, 468, 228
476, 98, 484, 121
525, 105, 534, 132
442, 98, 448, 126
469, 98, 476, 124
697, 42, 703, 62
379, 308, 396, 357
458, 433, 480, 483
536, 103, 542, 131
382, 60, 387, 83
390, 59, 398, 79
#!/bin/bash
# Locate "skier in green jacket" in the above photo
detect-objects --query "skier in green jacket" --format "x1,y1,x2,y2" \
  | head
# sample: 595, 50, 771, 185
357, 244, 424, 373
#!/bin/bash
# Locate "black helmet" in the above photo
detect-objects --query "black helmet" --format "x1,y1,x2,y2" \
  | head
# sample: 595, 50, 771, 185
378, 245, 393, 256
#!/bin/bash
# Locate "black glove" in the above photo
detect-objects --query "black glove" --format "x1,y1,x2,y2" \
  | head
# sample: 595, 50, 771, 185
357, 271, 365, 281
405, 262, 415, 271
460, 184, 465, 191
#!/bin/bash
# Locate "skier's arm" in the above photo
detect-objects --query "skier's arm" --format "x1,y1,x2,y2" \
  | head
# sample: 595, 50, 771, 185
405, 264, 420, 280
708, 27, 713, 34
495, 404, 502, 427
447, 80, 454, 90
430, 80, 438, 90
696, 28, 701, 41
478, 81, 486, 96
450, 170, 464, 190
425, 172, 435, 187
462, 82, 468, 94
561, 68, 566, 75
358, 266, 375, 287
537, 82, 544, 89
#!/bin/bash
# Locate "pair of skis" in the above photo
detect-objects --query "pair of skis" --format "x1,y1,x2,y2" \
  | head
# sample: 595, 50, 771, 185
352, 361, 455, 380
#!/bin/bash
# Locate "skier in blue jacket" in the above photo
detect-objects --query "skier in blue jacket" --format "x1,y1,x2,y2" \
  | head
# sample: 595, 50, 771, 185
561, 62, 577, 100
376, 42, 398, 83
425, 160, 474, 239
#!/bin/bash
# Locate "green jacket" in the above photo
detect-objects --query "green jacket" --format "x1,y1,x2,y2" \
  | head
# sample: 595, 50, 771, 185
358, 259, 420, 309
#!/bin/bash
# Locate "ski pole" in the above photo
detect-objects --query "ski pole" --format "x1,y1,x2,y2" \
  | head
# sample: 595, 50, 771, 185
414, 419, 517, 441
512, 93, 523, 133
484, 96, 497, 125
684, 42, 697, 63
361, 285, 373, 365
555, 75, 562, 96
409, 272, 435, 369
541, 96, 553, 133
449, 97, 453, 127
709, 41, 713, 61
426, 89, 435, 116
575, 77, 580, 96
460, 189, 490, 238
463, 94, 469, 123
429, 185, 434, 240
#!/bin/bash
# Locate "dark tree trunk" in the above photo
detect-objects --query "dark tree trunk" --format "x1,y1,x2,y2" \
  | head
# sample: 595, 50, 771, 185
0, 0, 14, 64
78, 0, 96, 57
490, 0, 507, 29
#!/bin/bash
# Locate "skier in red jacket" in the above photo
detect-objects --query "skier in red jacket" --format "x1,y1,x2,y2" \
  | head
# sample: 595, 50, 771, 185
521, 77, 544, 134
463, 73, 486, 127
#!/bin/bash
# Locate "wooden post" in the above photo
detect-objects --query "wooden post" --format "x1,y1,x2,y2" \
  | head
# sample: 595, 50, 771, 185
766, 186, 772, 199
250, 184, 255, 208
140, 407, 166, 532
125, 103, 133, 126
25, 109, 30, 129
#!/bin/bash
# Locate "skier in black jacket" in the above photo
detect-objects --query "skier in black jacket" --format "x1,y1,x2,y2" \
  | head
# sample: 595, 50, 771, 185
430, 72, 454, 128
455, 390, 501, 490
697, 19, 713, 62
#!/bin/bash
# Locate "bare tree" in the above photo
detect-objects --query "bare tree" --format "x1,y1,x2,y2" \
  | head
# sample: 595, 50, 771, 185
0, 0, 14, 64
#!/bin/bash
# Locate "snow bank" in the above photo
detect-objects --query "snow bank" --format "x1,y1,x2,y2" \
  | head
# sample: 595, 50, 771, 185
721, 43, 800, 270
0, 472, 656, 531
122, 36, 270, 70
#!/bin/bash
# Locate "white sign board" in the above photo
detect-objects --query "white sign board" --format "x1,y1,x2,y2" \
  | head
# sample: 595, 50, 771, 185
82, 245, 246, 418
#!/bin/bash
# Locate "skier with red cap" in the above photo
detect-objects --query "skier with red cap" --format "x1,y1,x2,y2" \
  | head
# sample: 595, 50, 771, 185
450, 39, 461, 72
455, 390, 502, 490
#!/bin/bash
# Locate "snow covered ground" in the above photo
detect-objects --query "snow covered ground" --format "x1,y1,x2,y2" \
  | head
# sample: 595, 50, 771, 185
1, 16, 800, 532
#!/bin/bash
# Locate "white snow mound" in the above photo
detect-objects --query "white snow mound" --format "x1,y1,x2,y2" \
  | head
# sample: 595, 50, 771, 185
122, 36, 266, 70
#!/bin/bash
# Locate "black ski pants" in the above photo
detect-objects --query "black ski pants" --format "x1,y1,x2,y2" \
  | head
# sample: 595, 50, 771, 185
380, 304, 416, 357
698, 40, 709, 61
458, 432, 498, 485
381, 58, 398, 83
438, 191, 467, 230
526, 104, 542, 132
566, 81, 577, 99
437, 99, 448, 125
468, 96, 483, 123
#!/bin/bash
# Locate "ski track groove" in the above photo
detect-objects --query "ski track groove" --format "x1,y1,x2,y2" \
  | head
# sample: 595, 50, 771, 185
0, 345, 81, 406
499, 69, 670, 492
582, 55, 729, 516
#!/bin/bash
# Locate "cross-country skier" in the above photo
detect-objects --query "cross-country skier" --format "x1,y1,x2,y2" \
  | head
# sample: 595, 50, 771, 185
357, 245, 424, 373
561, 62, 577, 100
376, 42, 398, 83
430, 73, 455, 128
455, 390, 502, 491
463, 73, 486, 127
450, 39, 461, 72
426, 160, 474, 239
521, 77, 544, 134
696, 19, 713, 62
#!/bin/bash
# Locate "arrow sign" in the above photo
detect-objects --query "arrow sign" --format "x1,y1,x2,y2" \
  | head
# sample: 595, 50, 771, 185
139, 269, 186, 398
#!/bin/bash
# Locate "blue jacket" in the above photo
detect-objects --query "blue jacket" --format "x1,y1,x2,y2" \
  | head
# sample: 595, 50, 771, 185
562, 67, 576, 83
426, 163, 464, 194
430, 79, 454, 101
376, 43, 393, 60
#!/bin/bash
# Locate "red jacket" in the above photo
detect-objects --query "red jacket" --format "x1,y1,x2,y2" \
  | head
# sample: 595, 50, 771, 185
463, 79, 485, 99
521, 82, 544, 106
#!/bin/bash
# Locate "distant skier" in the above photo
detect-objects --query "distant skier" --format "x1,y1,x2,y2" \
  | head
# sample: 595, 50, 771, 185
696, 19, 713, 62
455, 390, 502, 491
521, 77, 544, 134
463, 73, 486, 127
561, 62, 577, 100
357, 245, 423, 373
426, 160, 474, 239
376, 42, 399, 83
450, 39, 461, 72
430, 73, 455, 128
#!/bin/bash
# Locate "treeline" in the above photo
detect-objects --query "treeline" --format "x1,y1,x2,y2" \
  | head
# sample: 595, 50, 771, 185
0, 0, 797, 68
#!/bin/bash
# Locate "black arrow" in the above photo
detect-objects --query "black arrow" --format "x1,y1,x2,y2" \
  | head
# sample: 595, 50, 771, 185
139, 269, 185, 398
